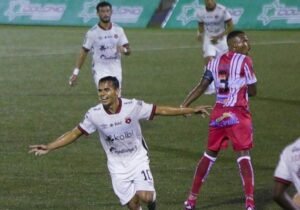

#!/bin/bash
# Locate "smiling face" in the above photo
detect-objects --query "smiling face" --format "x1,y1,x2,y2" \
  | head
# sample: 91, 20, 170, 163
234, 34, 251, 55
98, 80, 119, 108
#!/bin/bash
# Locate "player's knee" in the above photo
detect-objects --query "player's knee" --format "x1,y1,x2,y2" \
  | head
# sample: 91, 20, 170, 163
137, 191, 156, 204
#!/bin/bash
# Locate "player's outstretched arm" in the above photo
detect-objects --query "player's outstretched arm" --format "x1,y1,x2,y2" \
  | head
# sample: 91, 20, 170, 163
155, 105, 211, 117
29, 127, 83, 156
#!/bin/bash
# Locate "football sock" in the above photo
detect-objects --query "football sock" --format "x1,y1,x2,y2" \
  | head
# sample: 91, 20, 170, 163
188, 152, 217, 200
237, 156, 255, 207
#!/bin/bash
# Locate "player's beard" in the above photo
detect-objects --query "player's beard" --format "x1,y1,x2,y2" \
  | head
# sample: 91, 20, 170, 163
101, 16, 111, 24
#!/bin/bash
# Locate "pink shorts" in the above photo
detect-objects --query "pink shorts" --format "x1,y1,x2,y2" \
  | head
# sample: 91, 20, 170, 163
207, 106, 253, 152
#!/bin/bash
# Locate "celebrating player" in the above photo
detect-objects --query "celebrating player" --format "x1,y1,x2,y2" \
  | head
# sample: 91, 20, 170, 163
273, 137, 300, 210
196, 0, 233, 94
69, 1, 130, 93
29, 76, 211, 210
182, 30, 257, 210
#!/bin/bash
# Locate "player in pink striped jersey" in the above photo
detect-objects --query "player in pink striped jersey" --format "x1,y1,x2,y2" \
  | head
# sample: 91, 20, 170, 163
182, 30, 257, 210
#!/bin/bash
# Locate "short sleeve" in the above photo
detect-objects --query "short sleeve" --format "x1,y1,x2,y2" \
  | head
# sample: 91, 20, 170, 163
117, 27, 129, 46
244, 57, 257, 85
134, 99, 156, 121
224, 8, 232, 21
78, 111, 96, 135
274, 152, 292, 183
82, 31, 94, 50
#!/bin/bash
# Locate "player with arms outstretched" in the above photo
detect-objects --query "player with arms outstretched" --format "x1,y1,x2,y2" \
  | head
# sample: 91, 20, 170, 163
29, 76, 211, 210
182, 30, 257, 210
69, 1, 130, 93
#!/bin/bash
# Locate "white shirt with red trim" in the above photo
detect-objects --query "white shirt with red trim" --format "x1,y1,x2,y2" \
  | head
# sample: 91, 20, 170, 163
79, 98, 156, 174
83, 23, 128, 78
196, 3, 232, 37
207, 51, 257, 108
274, 137, 300, 192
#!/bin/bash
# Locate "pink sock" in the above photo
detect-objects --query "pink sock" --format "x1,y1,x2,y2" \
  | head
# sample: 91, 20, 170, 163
188, 153, 216, 200
237, 156, 255, 207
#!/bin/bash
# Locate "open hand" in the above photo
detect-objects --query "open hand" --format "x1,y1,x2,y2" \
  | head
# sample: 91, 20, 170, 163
194, 105, 212, 118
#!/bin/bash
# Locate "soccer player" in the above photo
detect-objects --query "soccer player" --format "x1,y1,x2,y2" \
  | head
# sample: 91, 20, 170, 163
273, 137, 300, 210
69, 1, 130, 92
29, 76, 211, 210
196, 0, 234, 94
181, 30, 257, 210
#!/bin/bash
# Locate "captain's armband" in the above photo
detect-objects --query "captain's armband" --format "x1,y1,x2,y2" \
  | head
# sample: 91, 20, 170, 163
202, 70, 214, 83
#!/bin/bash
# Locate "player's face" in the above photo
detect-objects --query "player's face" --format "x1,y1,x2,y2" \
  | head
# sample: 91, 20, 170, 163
97, 6, 112, 23
204, 0, 216, 9
234, 34, 251, 55
98, 81, 119, 107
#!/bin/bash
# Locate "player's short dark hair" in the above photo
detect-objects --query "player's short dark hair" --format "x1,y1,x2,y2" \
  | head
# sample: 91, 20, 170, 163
99, 76, 119, 89
227, 30, 245, 42
96, 1, 112, 12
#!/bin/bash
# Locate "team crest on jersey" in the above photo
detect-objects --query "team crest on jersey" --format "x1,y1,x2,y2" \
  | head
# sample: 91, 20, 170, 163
125, 117, 132, 124
114, 34, 118, 39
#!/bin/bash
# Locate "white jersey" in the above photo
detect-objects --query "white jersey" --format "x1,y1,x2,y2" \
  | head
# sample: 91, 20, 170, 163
78, 98, 155, 174
83, 23, 129, 85
274, 137, 300, 192
196, 3, 232, 37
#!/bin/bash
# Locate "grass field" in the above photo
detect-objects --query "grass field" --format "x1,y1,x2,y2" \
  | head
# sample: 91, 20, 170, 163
0, 25, 300, 210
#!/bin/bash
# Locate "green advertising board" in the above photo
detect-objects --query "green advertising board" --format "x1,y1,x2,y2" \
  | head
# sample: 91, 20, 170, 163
163, 0, 300, 29
0, 0, 160, 28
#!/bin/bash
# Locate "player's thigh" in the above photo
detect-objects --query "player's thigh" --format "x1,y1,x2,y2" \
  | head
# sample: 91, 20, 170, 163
203, 38, 217, 58
207, 127, 228, 151
227, 111, 253, 151
215, 38, 228, 55
134, 161, 155, 193
110, 172, 136, 205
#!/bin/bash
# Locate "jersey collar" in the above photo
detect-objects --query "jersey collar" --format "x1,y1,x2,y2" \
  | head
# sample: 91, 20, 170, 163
104, 98, 122, 115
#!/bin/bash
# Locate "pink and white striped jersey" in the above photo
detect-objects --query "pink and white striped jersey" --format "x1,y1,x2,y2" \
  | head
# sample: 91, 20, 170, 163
207, 51, 257, 108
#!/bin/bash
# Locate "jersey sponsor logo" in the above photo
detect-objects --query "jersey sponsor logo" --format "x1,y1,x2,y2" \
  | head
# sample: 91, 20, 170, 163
105, 130, 134, 143
4, 0, 66, 21
209, 112, 239, 128
175, 0, 244, 25
108, 121, 122, 128
109, 145, 137, 154
79, 0, 143, 23
100, 54, 118, 60
258, 0, 300, 25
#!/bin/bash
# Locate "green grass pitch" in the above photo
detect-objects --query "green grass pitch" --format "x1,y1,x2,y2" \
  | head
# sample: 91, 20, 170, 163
0, 25, 299, 210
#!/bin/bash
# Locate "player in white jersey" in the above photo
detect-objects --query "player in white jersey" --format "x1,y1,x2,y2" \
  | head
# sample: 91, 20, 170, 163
182, 31, 257, 210
196, 0, 233, 94
273, 137, 300, 209
29, 76, 211, 210
69, 1, 130, 92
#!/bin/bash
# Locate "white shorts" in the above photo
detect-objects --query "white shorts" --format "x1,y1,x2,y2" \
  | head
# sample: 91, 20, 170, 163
110, 159, 155, 205
92, 63, 122, 88
202, 35, 228, 58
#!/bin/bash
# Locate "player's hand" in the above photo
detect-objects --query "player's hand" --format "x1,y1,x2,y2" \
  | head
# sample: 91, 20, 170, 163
28, 145, 50, 156
194, 105, 212, 118
69, 74, 78, 86
196, 32, 203, 42
117, 45, 129, 55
